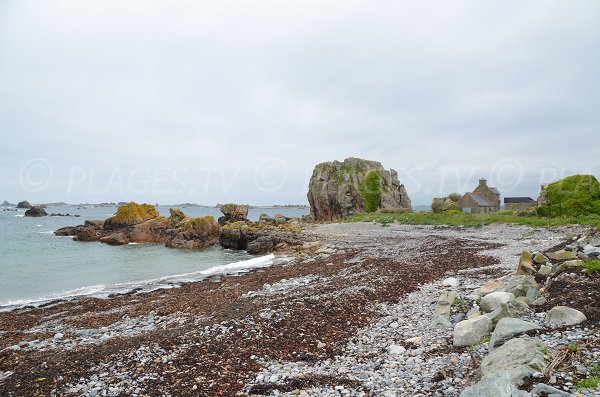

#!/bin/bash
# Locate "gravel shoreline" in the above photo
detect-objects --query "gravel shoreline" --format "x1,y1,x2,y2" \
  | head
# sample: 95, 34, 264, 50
0, 222, 591, 396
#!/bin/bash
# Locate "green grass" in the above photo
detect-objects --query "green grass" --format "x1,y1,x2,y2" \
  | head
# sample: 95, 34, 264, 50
576, 376, 600, 389
568, 343, 581, 352
453, 297, 469, 306
345, 211, 600, 229
360, 171, 382, 213
583, 259, 600, 273
469, 336, 491, 350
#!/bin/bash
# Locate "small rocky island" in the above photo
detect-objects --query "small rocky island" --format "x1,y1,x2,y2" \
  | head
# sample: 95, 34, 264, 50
55, 202, 304, 254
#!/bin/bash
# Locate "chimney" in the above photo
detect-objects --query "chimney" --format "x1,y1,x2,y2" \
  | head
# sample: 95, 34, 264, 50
479, 178, 487, 187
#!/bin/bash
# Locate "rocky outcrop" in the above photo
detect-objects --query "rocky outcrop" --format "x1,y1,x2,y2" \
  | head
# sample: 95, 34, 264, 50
104, 202, 159, 229
1, 201, 14, 207
307, 157, 411, 221
219, 220, 303, 255
24, 207, 48, 217
16, 200, 32, 209
55, 203, 219, 249
218, 203, 249, 225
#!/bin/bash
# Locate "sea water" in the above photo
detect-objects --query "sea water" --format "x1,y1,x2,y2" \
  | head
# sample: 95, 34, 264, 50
0, 205, 308, 311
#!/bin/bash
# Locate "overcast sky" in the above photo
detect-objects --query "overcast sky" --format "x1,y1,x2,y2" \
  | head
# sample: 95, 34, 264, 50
1, 1, 599, 205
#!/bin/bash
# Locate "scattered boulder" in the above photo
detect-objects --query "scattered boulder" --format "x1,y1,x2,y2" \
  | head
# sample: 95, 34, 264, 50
24, 207, 48, 217
453, 315, 492, 347
530, 383, 575, 396
480, 338, 546, 386
307, 157, 411, 221
16, 200, 32, 209
219, 221, 302, 255
480, 292, 515, 313
480, 279, 504, 296
489, 318, 542, 349
546, 250, 578, 261
486, 300, 531, 324
533, 252, 549, 264
545, 306, 587, 327
460, 371, 531, 397
431, 291, 457, 328
502, 275, 538, 298
516, 251, 536, 276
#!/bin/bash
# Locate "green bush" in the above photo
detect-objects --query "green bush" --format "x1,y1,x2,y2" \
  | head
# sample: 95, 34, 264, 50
538, 175, 600, 217
576, 376, 600, 389
361, 171, 382, 213
583, 259, 600, 273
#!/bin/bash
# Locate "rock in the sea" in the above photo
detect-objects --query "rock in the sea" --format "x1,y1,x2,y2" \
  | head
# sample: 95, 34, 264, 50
453, 315, 492, 347
1, 200, 15, 207
24, 206, 48, 217
460, 371, 532, 397
100, 232, 129, 245
545, 306, 587, 327
306, 157, 411, 221
218, 203, 249, 225
16, 200, 32, 209
220, 221, 302, 254
166, 216, 220, 249
489, 318, 541, 349
104, 202, 159, 229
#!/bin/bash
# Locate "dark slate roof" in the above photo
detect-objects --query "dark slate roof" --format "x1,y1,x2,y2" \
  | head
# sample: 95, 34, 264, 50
489, 187, 500, 195
470, 193, 494, 206
504, 197, 535, 204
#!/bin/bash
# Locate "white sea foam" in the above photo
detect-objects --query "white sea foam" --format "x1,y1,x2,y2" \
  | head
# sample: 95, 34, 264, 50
14, 214, 24, 217
0, 254, 280, 312
37, 231, 55, 234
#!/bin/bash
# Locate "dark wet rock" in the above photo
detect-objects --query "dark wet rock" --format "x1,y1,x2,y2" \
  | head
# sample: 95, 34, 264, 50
100, 232, 129, 245
219, 221, 302, 254
24, 207, 47, 217
16, 200, 32, 209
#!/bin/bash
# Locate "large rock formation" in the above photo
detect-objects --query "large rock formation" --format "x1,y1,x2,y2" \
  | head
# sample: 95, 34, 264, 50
24, 207, 48, 217
55, 202, 219, 249
16, 200, 32, 209
307, 158, 411, 221
219, 220, 303, 255
217, 203, 249, 225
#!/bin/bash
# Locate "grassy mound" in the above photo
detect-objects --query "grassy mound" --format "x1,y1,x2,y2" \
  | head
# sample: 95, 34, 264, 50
360, 170, 381, 213
105, 202, 159, 229
538, 175, 600, 217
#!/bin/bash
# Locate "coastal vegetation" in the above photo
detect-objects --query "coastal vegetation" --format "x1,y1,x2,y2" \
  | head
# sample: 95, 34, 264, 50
537, 174, 600, 217
360, 170, 382, 213
346, 210, 600, 229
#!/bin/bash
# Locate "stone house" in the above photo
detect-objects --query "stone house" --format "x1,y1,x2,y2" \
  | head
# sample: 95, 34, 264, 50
458, 179, 501, 214
504, 197, 537, 211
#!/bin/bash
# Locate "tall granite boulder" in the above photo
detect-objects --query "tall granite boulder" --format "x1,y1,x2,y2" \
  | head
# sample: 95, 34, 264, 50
307, 158, 412, 221
218, 203, 249, 225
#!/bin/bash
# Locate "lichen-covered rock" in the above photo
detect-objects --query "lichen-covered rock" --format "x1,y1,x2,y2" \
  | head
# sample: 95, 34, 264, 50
24, 207, 47, 217
307, 157, 411, 221
166, 216, 220, 249
219, 221, 302, 254
104, 202, 159, 229
218, 203, 249, 225
169, 208, 187, 223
